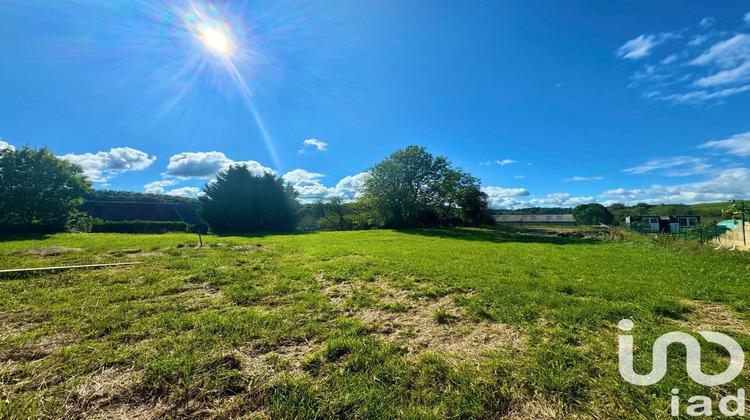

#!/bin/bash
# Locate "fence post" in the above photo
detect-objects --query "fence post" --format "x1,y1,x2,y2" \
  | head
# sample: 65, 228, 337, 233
742, 201, 747, 246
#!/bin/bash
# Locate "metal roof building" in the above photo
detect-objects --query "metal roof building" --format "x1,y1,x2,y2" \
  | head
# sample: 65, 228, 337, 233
493, 214, 576, 226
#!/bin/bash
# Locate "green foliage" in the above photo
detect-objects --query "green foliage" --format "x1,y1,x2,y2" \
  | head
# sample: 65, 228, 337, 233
65, 210, 96, 232
198, 164, 300, 233
83, 189, 197, 204
572, 203, 614, 225
312, 197, 355, 231
361, 145, 491, 228
0, 146, 91, 233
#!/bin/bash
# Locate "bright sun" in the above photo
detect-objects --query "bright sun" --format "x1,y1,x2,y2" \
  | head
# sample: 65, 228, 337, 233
199, 25, 232, 56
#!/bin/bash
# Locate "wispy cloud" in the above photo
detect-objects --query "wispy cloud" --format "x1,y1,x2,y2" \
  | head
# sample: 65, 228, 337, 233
616, 33, 675, 60
480, 159, 516, 166
623, 156, 712, 176
699, 131, 750, 156
618, 14, 750, 104
563, 176, 603, 182
699, 17, 716, 29
602, 167, 750, 204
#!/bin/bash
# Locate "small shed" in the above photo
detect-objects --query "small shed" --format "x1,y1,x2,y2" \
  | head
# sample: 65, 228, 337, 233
493, 214, 576, 226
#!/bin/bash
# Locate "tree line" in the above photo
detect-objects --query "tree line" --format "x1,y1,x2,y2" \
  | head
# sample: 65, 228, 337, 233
2, 145, 722, 234
0, 145, 493, 234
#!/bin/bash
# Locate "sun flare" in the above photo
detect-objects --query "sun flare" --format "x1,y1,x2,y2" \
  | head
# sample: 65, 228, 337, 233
199, 25, 232, 56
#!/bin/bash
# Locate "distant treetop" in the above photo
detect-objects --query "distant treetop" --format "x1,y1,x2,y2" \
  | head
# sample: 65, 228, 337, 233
84, 189, 197, 204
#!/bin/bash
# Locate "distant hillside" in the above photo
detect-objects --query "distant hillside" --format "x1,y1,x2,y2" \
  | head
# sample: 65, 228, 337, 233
492, 207, 572, 215
491, 201, 742, 223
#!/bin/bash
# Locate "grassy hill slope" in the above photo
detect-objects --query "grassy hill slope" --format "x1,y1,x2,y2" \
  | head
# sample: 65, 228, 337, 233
1, 229, 749, 418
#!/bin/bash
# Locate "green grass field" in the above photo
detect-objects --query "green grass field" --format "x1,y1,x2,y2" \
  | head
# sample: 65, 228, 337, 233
1, 229, 750, 419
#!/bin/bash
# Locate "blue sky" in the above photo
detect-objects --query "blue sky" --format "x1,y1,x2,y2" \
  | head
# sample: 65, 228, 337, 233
2, 1, 750, 208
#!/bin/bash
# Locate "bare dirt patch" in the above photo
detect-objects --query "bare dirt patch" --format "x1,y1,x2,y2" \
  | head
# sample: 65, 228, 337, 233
17, 246, 85, 257
675, 300, 750, 336
236, 341, 317, 381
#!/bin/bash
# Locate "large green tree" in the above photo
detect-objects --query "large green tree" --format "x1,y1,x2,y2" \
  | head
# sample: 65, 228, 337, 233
361, 145, 490, 228
0, 146, 91, 233
572, 203, 615, 226
198, 165, 299, 233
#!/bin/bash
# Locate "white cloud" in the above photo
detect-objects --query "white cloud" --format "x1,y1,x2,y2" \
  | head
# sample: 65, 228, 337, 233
563, 176, 603, 182
619, 16, 750, 104
694, 61, 750, 87
623, 156, 712, 176
688, 34, 750, 87
282, 169, 369, 202
602, 167, 750, 204
166, 187, 201, 197
282, 169, 325, 186
144, 180, 178, 194
481, 159, 516, 166
528, 193, 595, 207
302, 138, 328, 151
699, 17, 716, 29
661, 54, 679, 65
513, 175, 526, 179
334, 172, 370, 199
616, 33, 674, 60
164, 151, 274, 179
690, 34, 750, 67
0, 140, 14, 151
688, 34, 709, 47
699, 131, 750, 156
658, 84, 750, 103
745, 12, 750, 25
62, 147, 156, 183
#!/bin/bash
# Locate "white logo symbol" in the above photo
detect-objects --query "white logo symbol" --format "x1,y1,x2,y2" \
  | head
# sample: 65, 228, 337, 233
618, 319, 744, 386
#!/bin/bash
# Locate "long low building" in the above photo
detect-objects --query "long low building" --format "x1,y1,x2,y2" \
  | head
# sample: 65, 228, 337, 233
493, 214, 576, 226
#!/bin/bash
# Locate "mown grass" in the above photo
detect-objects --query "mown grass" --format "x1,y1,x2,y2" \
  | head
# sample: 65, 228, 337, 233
1, 228, 749, 418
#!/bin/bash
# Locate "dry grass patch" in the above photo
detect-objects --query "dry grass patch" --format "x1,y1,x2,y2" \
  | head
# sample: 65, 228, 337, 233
236, 341, 317, 381
0, 311, 42, 341
675, 300, 750, 336
324, 280, 524, 362
1, 333, 80, 362
15, 246, 85, 257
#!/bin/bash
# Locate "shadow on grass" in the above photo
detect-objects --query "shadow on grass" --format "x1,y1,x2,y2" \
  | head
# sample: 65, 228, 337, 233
400, 227, 603, 246
0, 233, 52, 242
213, 230, 318, 239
